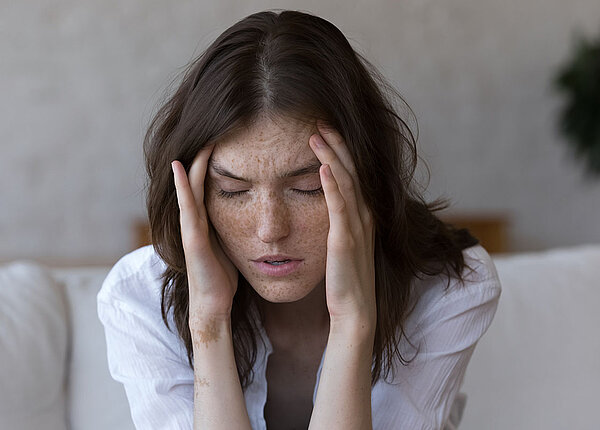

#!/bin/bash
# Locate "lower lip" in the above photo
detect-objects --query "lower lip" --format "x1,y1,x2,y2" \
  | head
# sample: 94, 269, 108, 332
252, 260, 303, 277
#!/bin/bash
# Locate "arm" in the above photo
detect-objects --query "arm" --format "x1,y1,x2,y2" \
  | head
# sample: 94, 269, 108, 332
309, 320, 375, 430
306, 123, 377, 430
98, 256, 252, 430
191, 315, 252, 430
172, 149, 251, 429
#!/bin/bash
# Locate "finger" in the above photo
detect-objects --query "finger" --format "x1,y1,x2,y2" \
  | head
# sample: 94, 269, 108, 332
187, 144, 215, 221
172, 160, 208, 256
317, 122, 372, 225
317, 121, 358, 177
319, 164, 353, 247
309, 133, 362, 231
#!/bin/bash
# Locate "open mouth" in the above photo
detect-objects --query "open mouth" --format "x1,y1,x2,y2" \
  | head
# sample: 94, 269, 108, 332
252, 259, 302, 276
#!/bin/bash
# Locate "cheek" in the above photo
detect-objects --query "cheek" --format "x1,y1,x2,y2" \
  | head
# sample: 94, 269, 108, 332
298, 203, 329, 238
294, 199, 330, 256
205, 195, 252, 258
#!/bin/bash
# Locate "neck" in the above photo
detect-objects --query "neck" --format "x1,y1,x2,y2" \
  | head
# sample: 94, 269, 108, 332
257, 281, 329, 346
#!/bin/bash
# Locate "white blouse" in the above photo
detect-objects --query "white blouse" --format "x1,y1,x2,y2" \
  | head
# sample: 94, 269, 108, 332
97, 244, 501, 430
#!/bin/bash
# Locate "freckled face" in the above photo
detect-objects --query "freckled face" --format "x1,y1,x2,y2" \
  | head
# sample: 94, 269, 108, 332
200, 116, 329, 303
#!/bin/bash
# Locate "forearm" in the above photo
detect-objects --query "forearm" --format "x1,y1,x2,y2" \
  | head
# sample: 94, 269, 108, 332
190, 315, 252, 430
309, 320, 375, 430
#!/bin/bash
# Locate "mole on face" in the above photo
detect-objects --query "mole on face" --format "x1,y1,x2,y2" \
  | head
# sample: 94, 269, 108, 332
198, 115, 329, 303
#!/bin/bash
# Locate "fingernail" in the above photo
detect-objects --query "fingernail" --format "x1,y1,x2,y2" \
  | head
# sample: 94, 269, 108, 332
311, 134, 325, 148
171, 162, 178, 185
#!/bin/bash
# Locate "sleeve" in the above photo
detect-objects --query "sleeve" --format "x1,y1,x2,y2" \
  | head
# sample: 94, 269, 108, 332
372, 251, 502, 430
97, 271, 195, 430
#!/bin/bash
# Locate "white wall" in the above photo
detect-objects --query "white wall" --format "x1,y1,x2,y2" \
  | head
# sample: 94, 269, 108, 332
2, 0, 599, 263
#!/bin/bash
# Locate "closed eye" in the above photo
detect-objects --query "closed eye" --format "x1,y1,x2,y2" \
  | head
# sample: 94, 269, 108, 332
293, 187, 323, 197
216, 189, 247, 199
216, 188, 323, 199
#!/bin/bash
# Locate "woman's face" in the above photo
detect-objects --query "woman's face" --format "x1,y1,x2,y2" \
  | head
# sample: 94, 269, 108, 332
201, 115, 329, 303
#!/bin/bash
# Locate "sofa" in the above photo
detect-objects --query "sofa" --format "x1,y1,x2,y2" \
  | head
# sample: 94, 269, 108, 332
1, 244, 599, 430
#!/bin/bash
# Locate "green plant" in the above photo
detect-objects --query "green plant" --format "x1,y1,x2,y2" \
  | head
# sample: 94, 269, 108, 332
554, 29, 600, 178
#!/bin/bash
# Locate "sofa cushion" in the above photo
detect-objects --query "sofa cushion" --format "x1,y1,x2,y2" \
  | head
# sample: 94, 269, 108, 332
52, 266, 135, 430
460, 244, 600, 430
0, 261, 68, 430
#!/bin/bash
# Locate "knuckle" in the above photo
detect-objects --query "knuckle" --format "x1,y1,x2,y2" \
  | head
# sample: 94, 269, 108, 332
339, 177, 355, 194
324, 128, 342, 142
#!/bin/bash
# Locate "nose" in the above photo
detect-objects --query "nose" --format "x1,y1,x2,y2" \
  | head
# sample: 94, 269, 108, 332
256, 193, 290, 243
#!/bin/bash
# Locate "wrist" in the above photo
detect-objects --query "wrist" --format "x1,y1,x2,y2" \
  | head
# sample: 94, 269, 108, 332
189, 313, 232, 350
188, 304, 232, 326
329, 314, 376, 342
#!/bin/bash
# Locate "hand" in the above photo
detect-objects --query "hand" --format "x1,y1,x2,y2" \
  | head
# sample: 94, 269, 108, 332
308, 122, 377, 332
171, 146, 239, 322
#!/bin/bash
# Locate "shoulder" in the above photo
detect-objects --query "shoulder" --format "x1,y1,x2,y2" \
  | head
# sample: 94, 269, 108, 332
460, 243, 501, 285
97, 245, 168, 315
427, 243, 500, 298
407, 244, 502, 331
103, 244, 166, 285
458, 243, 502, 304
373, 245, 502, 426
96, 246, 193, 403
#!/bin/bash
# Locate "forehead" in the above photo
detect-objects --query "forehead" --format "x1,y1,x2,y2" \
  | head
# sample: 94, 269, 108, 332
210, 116, 318, 168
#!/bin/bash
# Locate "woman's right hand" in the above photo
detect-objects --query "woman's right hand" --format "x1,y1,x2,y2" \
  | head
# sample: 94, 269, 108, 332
171, 145, 239, 322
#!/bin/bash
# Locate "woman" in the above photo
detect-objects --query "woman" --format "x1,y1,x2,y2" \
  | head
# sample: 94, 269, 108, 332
98, 9, 501, 430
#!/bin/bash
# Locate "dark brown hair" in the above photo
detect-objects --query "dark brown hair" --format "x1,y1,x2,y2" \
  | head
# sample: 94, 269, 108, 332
143, 9, 477, 388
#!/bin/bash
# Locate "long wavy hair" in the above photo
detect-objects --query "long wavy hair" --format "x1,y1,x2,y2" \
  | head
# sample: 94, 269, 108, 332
143, 9, 477, 389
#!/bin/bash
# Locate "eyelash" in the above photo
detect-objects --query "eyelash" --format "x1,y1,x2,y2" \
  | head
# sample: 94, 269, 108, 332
216, 188, 324, 199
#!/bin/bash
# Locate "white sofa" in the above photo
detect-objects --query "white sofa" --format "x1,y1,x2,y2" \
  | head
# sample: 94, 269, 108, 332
1, 244, 599, 430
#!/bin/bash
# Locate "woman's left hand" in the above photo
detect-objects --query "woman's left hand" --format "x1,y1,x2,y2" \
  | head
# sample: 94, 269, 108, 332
309, 122, 377, 334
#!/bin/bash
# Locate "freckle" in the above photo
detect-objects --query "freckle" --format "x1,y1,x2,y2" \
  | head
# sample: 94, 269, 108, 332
196, 377, 210, 387
190, 318, 220, 348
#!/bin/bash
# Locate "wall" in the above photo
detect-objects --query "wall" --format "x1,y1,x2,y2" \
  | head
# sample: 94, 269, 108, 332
1, 0, 599, 263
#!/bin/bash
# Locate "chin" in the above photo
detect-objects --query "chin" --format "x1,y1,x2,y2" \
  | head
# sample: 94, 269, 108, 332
251, 280, 317, 303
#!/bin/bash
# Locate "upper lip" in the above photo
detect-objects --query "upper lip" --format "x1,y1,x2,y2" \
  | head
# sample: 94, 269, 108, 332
254, 254, 301, 262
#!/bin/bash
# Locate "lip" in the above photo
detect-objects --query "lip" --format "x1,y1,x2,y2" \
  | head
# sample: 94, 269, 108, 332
251, 256, 303, 277
254, 254, 299, 262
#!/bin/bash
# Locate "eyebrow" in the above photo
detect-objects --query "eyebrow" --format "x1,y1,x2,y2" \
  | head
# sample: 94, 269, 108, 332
209, 160, 322, 182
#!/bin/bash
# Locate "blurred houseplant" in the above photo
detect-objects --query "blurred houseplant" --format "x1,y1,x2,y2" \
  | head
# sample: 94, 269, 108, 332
554, 29, 600, 178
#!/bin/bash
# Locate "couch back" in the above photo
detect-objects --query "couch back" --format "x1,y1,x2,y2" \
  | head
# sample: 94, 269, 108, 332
460, 245, 600, 430
0, 262, 133, 430
54, 266, 135, 430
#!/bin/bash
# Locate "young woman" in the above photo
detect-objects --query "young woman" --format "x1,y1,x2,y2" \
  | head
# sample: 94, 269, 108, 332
98, 10, 501, 430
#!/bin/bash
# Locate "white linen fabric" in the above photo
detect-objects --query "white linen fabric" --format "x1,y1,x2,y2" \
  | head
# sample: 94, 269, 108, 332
97, 244, 501, 430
